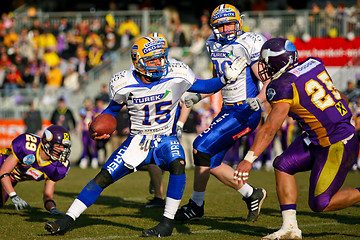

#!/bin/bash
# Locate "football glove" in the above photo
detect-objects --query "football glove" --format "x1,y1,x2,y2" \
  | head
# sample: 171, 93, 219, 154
224, 57, 247, 83
176, 122, 184, 140
140, 135, 153, 151
245, 98, 262, 111
10, 194, 30, 210
50, 207, 66, 216
184, 93, 201, 108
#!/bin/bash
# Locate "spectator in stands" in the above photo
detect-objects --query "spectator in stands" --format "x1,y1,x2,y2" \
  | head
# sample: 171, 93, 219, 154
96, 84, 110, 103
87, 44, 103, 68
57, 17, 72, 34
4, 64, 24, 96
181, 108, 199, 169
171, 24, 187, 47
50, 97, 76, 132
78, 98, 99, 169
85, 30, 103, 48
23, 101, 42, 135
63, 66, 80, 92
343, 81, 359, 103
117, 17, 140, 51
110, 106, 130, 154
3, 28, 18, 48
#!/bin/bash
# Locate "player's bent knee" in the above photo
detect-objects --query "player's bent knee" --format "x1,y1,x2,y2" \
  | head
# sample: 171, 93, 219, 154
308, 199, 328, 212
194, 151, 212, 167
169, 158, 185, 175
94, 169, 114, 188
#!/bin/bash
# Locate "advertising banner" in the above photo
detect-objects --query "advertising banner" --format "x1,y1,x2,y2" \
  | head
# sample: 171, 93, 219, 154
294, 37, 360, 66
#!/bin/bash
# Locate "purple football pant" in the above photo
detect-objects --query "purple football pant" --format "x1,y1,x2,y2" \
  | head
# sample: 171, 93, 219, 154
0, 151, 9, 207
273, 133, 358, 212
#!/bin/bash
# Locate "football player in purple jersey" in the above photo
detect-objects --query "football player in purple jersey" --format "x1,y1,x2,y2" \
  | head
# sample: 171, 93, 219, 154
0, 125, 71, 215
235, 38, 360, 240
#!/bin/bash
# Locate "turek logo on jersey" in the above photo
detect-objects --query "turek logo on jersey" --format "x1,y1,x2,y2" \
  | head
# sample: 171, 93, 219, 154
133, 90, 171, 104
211, 52, 229, 58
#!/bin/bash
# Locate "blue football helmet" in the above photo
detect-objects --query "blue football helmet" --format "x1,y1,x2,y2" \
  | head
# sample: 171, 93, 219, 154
210, 4, 243, 43
131, 36, 169, 80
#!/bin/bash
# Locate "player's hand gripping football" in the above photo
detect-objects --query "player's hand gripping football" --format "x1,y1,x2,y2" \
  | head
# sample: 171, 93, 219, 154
224, 57, 247, 83
234, 160, 253, 185
88, 121, 111, 140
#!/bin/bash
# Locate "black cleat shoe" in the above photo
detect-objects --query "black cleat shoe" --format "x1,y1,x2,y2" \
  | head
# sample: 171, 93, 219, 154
174, 199, 204, 222
142, 216, 174, 237
243, 188, 267, 222
143, 197, 165, 209
44, 215, 74, 235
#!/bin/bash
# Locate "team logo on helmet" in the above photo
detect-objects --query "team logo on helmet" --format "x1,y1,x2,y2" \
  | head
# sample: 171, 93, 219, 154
44, 129, 53, 141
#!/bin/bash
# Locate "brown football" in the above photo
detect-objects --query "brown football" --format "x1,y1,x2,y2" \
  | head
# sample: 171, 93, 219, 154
89, 113, 117, 136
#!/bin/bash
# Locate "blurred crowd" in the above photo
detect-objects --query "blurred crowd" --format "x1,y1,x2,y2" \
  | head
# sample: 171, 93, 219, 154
0, 12, 125, 99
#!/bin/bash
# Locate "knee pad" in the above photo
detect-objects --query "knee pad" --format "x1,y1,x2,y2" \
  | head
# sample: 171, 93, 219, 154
169, 158, 185, 175
194, 151, 212, 167
93, 169, 114, 189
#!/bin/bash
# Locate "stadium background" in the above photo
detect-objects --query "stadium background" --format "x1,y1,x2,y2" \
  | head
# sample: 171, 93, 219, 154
0, 0, 359, 163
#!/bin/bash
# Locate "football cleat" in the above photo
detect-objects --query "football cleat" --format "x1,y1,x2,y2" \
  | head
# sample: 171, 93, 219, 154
261, 225, 302, 240
174, 198, 204, 222
142, 216, 174, 237
44, 215, 74, 235
243, 188, 267, 222
143, 197, 165, 209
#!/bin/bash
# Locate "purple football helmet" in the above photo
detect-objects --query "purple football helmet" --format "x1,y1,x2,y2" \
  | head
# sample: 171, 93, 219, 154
258, 38, 298, 82
41, 125, 71, 162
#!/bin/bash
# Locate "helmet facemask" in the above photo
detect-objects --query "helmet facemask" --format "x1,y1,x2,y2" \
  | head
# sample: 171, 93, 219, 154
212, 20, 242, 43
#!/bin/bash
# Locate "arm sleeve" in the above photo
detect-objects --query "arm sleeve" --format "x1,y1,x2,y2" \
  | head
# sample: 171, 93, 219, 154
188, 76, 225, 93
102, 100, 125, 118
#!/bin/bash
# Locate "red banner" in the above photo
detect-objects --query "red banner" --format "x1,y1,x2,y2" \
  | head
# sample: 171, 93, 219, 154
294, 37, 360, 66
0, 119, 51, 148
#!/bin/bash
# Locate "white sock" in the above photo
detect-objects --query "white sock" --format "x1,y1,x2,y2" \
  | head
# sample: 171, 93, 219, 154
237, 183, 253, 198
163, 197, 181, 219
281, 209, 298, 229
66, 199, 88, 220
191, 191, 205, 207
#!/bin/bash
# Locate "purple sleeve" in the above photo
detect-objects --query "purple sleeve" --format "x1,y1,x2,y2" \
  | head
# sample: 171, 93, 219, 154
11, 134, 41, 164
266, 75, 294, 103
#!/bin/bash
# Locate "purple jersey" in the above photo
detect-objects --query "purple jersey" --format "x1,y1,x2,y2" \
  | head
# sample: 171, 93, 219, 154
6, 133, 70, 182
266, 57, 354, 147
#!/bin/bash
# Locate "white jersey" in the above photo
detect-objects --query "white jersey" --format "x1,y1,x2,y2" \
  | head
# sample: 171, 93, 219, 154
109, 58, 196, 136
206, 32, 266, 103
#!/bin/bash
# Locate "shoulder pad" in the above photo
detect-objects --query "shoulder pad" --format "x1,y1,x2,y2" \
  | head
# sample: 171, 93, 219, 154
109, 70, 129, 97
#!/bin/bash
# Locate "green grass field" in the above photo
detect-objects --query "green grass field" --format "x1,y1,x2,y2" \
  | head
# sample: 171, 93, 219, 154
1, 167, 359, 239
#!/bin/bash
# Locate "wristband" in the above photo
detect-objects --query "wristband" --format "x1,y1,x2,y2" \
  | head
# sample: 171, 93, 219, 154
177, 121, 184, 128
9, 192, 17, 198
244, 151, 258, 164
44, 199, 56, 210
0, 173, 9, 180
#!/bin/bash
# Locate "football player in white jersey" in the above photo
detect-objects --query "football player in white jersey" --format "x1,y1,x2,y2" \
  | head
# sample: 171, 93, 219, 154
176, 4, 269, 223
44, 35, 247, 237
